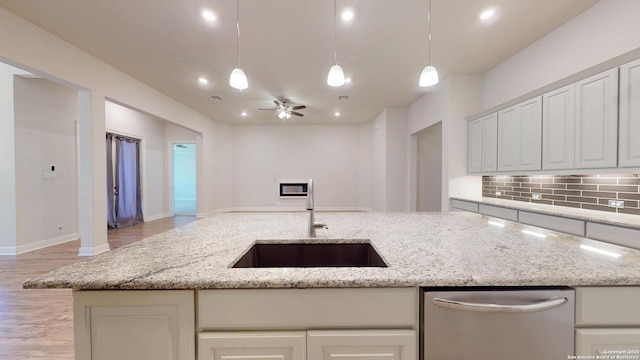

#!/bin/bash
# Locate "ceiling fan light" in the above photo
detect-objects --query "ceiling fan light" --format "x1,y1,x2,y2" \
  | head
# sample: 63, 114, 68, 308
327, 64, 345, 87
229, 67, 248, 90
419, 65, 439, 87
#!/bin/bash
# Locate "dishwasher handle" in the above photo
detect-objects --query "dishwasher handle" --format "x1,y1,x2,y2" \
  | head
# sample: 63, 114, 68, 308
432, 296, 568, 313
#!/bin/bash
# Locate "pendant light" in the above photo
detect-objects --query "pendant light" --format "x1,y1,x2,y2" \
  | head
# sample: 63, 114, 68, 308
327, 0, 345, 87
419, 0, 439, 87
230, 0, 248, 90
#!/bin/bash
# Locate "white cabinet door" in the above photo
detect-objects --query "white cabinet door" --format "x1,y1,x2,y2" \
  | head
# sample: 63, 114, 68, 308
543, 84, 575, 170
482, 113, 498, 172
307, 330, 416, 360
619, 58, 640, 167
73, 290, 195, 360
576, 328, 640, 356
498, 97, 542, 171
198, 331, 306, 360
467, 113, 497, 173
575, 68, 619, 169
467, 118, 483, 173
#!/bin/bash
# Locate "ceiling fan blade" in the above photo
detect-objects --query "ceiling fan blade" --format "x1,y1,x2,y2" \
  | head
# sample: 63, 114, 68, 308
291, 105, 306, 110
290, 111, 304, 117
273, 100, 283, 107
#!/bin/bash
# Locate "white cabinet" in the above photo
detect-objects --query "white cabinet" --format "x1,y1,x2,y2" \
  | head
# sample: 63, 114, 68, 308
497, 97, 542, 171
199, 330, 416, 360
576, 329, 640, 356
307, 330, 416, 360
575, 287, 640, 356
198, 331, 306, 360
73, 290, 195, 360
467, 113, 497, 173
543, 84, 575, 170
575, 68, 619, 169
619, 58, 640, 167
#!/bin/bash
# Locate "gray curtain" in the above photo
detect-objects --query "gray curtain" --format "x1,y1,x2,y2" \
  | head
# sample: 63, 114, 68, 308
106, 133, 117, 229
114, 136, 144, 227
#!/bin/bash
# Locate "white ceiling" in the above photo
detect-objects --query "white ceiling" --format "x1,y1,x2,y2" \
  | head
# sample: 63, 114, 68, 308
0, 0, 598, 124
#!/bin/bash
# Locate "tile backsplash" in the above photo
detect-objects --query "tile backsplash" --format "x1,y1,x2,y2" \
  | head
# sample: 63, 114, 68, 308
482, 174, 640, 216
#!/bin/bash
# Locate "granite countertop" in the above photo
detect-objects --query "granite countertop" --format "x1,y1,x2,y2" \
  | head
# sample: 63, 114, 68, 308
23, 211, 640, 290
451, 196, 640, 230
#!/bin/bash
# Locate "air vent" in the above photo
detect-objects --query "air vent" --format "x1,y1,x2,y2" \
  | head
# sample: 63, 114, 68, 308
210, 95, 222, 100
338, 95, 349, 101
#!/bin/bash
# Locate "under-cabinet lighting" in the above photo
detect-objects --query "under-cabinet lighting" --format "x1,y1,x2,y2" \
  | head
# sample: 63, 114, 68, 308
580, 245, 621, 259
521, 230, 547, 238
488, 220, 505, 227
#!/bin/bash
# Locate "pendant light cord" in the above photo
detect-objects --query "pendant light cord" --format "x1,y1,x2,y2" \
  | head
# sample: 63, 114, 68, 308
428, 0, 432, 65
236, 0, 240, 68
333, 0, 338, 64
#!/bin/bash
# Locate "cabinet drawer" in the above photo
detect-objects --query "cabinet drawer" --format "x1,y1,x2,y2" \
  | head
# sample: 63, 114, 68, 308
478, 204, 518, 221
518, 211, 585, 236
586, 223, 640, 250
576, 287, 640, 326
576, 328, 640, 356
198, 288, 418, 331
198, 331, 306, 360
451, 200, 478, 213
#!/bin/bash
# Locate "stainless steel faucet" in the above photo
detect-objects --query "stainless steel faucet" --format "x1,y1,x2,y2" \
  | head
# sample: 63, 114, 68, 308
306, 179, 327, 237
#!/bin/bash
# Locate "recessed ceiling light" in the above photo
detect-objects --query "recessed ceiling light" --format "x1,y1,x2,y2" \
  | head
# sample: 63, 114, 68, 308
344, 77, 352, 83
480, 8, 495, 21
240, 111, 248, 117
334, 112, 341, 117
341, 9, 354, 22
202, 10, 216, 22
198, 77, 209, 84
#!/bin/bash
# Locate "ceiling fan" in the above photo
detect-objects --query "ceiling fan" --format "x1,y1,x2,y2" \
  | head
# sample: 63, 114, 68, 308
259, 99, 306, 120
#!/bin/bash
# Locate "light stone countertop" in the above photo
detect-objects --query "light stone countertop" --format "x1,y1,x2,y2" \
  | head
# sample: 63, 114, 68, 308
451, 196, 640, 230
23, 211, 640, 290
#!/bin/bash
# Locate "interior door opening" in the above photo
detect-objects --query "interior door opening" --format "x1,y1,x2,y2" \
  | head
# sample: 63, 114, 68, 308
173, 143, 196, 216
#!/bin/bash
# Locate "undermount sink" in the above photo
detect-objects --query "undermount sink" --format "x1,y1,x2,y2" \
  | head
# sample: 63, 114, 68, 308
232, 242, 387, 268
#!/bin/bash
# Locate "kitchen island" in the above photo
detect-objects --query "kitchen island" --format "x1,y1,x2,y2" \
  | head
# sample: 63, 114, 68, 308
24, 211, 640, 360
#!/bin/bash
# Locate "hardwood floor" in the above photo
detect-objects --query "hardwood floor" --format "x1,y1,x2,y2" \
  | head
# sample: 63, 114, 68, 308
0, 216, 197, 360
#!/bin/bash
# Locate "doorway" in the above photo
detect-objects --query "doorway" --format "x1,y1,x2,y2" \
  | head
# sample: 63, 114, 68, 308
172, 143, 196, 216
416, 122, 443, 211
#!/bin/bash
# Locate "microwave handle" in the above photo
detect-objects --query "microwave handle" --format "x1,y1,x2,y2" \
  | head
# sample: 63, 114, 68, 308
432, 296, 568, 313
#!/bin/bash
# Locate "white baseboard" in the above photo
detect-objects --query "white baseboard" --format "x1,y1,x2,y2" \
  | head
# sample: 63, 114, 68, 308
144, 212, 172, 222
0, 233, 79, 255
78, 242, 111, 256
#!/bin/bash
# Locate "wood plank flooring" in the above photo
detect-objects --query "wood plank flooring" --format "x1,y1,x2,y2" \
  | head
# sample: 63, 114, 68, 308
0, 216, 197, 360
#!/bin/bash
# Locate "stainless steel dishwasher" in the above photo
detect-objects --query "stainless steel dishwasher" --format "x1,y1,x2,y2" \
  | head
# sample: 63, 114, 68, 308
423, 287, 575, 360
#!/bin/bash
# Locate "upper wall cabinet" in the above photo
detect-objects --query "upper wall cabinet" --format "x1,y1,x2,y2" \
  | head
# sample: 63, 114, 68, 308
575, 68, 619, 169
543, 84, 575, 170
619, 58, 640, 167
467, 113, 497, 173
497, 97, 542, 172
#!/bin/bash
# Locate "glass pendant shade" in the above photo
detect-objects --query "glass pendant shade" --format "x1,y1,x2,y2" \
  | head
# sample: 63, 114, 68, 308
230, 67, 248, 90
419, 65, 439, 87
327, 64, 345, 87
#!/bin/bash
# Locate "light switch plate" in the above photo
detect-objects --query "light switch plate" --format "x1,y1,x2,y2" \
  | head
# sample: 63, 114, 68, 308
608, 200, 624, 208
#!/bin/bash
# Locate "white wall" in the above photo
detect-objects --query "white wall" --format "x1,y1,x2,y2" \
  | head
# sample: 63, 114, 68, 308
231, 124, 369, 210
416, 122, 442, 211
484, 0, 640, 109
371, 111, 387, 210
14, 77, 78, 251
384, 108, 409, 211
0, 63, 29, 254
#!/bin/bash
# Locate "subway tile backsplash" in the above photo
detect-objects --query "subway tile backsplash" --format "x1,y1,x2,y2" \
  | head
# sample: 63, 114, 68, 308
482, 174, 640, 216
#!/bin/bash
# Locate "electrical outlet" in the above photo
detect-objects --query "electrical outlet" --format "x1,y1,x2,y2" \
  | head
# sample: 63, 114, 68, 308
608, 200, 624, 208
495, 191, 502, 196
532, 193, 542, 200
